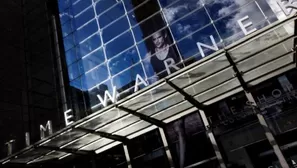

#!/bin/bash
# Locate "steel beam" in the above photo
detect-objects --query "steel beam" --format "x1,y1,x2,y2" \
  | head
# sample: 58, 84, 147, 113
165, 79, 205, 110
38, 145, 94, 156
75, 127, 129, 143
116, 105, 166, 128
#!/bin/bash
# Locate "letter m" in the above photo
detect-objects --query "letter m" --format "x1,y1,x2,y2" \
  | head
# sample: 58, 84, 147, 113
40, 120, 53, 139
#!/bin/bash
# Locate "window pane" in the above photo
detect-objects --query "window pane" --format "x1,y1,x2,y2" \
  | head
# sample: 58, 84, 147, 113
132, 12, 166, 42
112, 63, 145, 93
176, 24, 221, 60
98, 2, 126, 28
168, 7, 210, 40
75, 19, 98, 43
165, 113, 215, 167
65, 47, 78, 65
81, 64, 109, 90
86, 80, 113, 109
163, 0, 205, 24
63, 34, 75, 51
205, 92, 279, 168
68, 62, 80, 80
95, 0, 119, 15
60, 8, 73, 25
128, 129, 169, 168
58, 0, 71, 12
109, 47, 140, 76
77, 33, 102, 57
127, 0, 161, 27
61, 20, 75, 37
74, 7, 95, 28
105, 31, 134, 59
72, 0, 92, 16
102, 17, 130, 43
79, 48, 105, 73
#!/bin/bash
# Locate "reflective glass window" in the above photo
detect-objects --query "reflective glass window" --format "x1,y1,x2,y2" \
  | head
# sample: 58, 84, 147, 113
165, 113, 217, 168
77, 33, 102, 57
204, 0, 254, 20
72, 0, 92, 16
127, 0, 161, 27
128, 130, 170, 168
176, 24, 221, 60
95, 0, 119, 15
246, 70, 297, 167
81, 64, 109, 90
75, 19, 98, 43
98, 2, 126, 28
86, 80, 113, 108
142, 44, 182, 79
102, 17, 130, 43
63, 34, 76, 51
109, 47, 140, 76
65, 47, 78, 65
163, 0, 205, 24
94, 145, 127, 168
208, 1, 268, 46
58, 0, 72, 12
205, 92, 279, 168
79, 48, 105, 72
251, 70, 297, 133
59, 8, 73, 25
61, 20, 75, 37
74, 7, 95, 28
123, 0, 150, 12
105, 31, 134, 59
112, 63, 145, 92
68, 62, 80, 80
132, 13, 166, 42
169, 7, 210, 41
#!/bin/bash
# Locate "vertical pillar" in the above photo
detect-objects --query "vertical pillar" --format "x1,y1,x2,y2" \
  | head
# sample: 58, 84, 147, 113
159, 128, 175, 168
123, 144, 132, 168
25, 132, 30, 147
245, 92, 289, 168
199, 110, 227, 168
5, 140, 15, 156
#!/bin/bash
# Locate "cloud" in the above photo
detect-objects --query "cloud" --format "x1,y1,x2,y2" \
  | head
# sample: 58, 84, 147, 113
213, 0, 275, 43
163, 5, 188, 23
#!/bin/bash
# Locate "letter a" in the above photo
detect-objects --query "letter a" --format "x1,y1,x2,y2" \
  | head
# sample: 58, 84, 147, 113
134, 74, 148, 92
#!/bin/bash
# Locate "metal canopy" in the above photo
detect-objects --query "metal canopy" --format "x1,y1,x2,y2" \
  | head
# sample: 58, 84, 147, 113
1, 15, 297, 166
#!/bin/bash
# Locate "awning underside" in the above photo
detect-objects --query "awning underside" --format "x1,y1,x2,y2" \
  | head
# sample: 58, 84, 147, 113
1, 15, 297, 166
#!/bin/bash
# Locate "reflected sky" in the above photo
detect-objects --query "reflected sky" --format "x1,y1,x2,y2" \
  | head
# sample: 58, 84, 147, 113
58, 0, 278, 108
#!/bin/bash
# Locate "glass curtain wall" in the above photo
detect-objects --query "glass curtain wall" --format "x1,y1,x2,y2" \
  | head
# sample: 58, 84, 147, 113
57, 0, 279, 117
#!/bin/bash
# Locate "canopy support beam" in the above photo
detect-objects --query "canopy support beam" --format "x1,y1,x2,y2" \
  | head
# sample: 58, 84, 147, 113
116, 106, 165, 128
165, 79, 205, 110
75, 127, 129, 143
38, 146, 94, 156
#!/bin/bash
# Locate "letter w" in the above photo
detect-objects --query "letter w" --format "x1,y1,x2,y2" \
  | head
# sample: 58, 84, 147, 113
97, 86, 118, 107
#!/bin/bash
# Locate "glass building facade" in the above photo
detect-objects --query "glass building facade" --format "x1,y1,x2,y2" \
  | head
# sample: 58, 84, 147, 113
59, 0, 279, 112
2, 0, 297, 168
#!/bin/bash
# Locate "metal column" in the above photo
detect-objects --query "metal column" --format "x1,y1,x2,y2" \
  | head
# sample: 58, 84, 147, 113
123, 145, 132, 168
159, 128, 175, 168
199, 110, 226, 168
245, 92, 289, 168
165, 80, 227, 168
224, 49, 289, 168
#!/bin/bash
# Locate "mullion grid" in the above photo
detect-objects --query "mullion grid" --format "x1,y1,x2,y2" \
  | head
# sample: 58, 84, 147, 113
63, 0, 275, 120
54, 0, 279, 163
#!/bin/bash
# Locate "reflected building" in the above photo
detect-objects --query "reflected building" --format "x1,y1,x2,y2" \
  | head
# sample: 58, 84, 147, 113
2, 0, 297, 168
